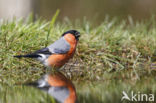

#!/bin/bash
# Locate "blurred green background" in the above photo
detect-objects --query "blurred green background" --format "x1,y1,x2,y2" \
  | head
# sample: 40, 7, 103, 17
37, 0, 156, 21
0, 0, 156, 22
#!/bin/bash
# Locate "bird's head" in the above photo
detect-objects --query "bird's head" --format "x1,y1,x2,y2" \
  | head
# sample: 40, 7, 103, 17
62, 30, 80, 40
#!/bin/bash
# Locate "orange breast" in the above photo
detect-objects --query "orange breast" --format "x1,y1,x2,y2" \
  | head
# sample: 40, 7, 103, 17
64, 86, 77, 103
47, 34, 78, 68
48, 72, 77, 103
48, 72, 69, 86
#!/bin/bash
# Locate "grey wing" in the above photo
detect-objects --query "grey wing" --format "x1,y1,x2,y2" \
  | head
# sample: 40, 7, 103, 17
47, 37, 70, 54
48, 86, 69, 103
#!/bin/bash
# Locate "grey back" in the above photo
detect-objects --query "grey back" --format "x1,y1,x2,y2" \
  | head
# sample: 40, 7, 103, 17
48, 86, 70, 103
47, 37, 70, 54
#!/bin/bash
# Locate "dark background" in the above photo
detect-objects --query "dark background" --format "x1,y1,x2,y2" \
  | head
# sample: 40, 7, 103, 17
0, 0, 156, 22
37, 0, 156, 21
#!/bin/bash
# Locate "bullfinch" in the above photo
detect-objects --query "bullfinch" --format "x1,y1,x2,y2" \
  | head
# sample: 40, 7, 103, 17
26, 72, 77, 103
14, 30, 80, 69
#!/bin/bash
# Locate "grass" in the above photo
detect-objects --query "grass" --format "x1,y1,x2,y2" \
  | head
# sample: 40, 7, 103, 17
1, 15, 156, 103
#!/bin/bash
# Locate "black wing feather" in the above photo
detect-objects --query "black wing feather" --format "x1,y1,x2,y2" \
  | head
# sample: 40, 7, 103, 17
34, 48, 52, 55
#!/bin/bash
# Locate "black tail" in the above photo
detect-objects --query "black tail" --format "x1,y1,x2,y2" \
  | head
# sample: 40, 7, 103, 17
24, 82, 39, 87
25, 82, 49, 91
14, 54, 41, 58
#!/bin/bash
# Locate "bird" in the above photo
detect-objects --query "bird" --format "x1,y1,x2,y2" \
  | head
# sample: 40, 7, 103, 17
26, 72, 77, 103
14, 30, 80, 69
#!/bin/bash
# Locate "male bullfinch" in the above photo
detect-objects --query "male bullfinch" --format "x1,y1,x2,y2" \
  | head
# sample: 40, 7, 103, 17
14, 30, 80, 69
26, 72, 77, 103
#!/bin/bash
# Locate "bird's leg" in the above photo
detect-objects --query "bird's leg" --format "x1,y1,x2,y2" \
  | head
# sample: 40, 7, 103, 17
45, 66, 52, 73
